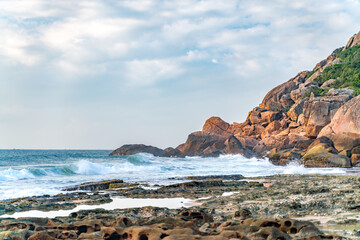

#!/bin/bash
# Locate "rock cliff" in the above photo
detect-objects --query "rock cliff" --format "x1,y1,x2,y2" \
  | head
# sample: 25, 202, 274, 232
111, 31, 360, 168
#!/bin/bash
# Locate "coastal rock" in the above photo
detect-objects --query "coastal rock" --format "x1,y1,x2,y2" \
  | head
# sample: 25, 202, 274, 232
320, 79, 336, 89
109, 144, 165, 157
345, 30, 360, 49
302, 153, 351, 168
326, 88, 354, 97
267, 148, 302, 166
328, 133, 360, 152
303, 95, 352, 138
287, 100, 304, 122
224, 135, 254, 158
247, 107, 267, 124
202, 117, 232, 138
305, 137, 338, 155
319, 95, 360, 137
259, 110, 281, 123
261, 120, 281, 139
177, 132, 226, 157
289, 82, 318, 102
260, 72, 307, 110
235, 135, 259, 150
162, 147, 182, 157
110, 31, 360, 164
62, 179, 124, 191
351, 154, 360, 166
253, 134, 291, 152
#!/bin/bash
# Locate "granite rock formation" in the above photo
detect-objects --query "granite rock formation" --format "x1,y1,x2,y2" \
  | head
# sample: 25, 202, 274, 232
111, 31, 360, 168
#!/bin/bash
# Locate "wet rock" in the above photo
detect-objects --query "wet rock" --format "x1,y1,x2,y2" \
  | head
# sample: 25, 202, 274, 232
177, 132, 226, 157
109, 144, 165, 156
234, 209, 252, 220
302, 153, 351, 168
162, 147, 182, 157
186, 175, 244, 181
305, 136, 338, 155
63, 179, 124, 191
351, 154, 360, 166
224, 135, 254, 158
329, 133, 360, 152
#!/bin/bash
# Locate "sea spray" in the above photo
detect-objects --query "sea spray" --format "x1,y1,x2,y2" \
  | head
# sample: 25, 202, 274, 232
0, 150, 350, 200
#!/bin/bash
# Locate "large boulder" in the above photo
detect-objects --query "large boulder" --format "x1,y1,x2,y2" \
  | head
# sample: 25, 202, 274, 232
320, 79, 335, 89
224, 135, 254, 158
176, 131, 226, 157
162, 147, 182, 157
234, 135, 259, 150
345, 30, 360, 49
289, 82, 318, 102
328, 133, 360, 152
202, 116, 232, 137
109, 144, 165, 156
319, 95, 360, 136
259, 73, 306, 110
305, 136, 338, 155
287, 100, 305, 122
302, 153, 351, 168
303, 95, 352, 138
261, 120, 281, 139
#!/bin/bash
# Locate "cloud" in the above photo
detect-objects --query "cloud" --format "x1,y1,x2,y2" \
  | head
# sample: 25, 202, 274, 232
124, 59, 184, 87
2, 0, 360, 148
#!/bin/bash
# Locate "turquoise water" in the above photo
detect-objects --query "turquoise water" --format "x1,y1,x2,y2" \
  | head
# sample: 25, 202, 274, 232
0, 150, 348, 200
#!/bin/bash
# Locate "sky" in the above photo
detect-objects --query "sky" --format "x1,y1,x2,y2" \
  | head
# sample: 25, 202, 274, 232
1, 0, 360, 149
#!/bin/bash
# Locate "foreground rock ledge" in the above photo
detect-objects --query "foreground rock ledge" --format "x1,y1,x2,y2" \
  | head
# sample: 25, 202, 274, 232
2, 174, 360, 238
0, 209, 341, 240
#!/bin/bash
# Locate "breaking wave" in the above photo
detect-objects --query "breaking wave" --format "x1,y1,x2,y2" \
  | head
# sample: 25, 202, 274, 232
0, 154, 348, 183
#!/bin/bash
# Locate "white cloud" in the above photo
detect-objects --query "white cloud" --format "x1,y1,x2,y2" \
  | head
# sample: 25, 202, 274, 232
124, 59, 184, 86
185, 50, 209, 61
2, 0, 360, 148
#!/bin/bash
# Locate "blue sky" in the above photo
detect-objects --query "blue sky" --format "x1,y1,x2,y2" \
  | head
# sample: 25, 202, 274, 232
1, 0, 360, 149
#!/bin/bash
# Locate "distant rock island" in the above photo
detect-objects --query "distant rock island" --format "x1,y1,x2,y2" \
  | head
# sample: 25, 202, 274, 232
111, 31, 360, 168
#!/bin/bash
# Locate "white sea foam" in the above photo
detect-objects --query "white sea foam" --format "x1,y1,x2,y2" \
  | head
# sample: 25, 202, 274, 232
0, 152, 356, 200
0, 197, 194, 219
0, 168, 36, 181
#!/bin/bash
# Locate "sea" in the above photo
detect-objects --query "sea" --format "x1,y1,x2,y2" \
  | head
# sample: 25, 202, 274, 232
0, 149, 351, 201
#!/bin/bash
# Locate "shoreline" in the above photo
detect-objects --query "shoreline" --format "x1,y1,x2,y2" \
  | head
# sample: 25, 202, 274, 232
1, 174, 360, 239
0, 197, 198, 219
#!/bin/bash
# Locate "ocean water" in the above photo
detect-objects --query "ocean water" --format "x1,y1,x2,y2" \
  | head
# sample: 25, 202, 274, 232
0, 149, 350, 201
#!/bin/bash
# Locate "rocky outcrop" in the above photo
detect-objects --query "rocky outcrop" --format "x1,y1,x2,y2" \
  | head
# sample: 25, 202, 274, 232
303, 95, 352, 138
345, 30, 360, 49
63, 179, 124, 191
202, 116, 232, 137
302, 153, 351, 168
259, 72, 307, 110
319, 95, 360, 137
177, 131, 226, 157
111, 31, 360, 168
0, 211, 331, 240
110, 144, 165, 157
